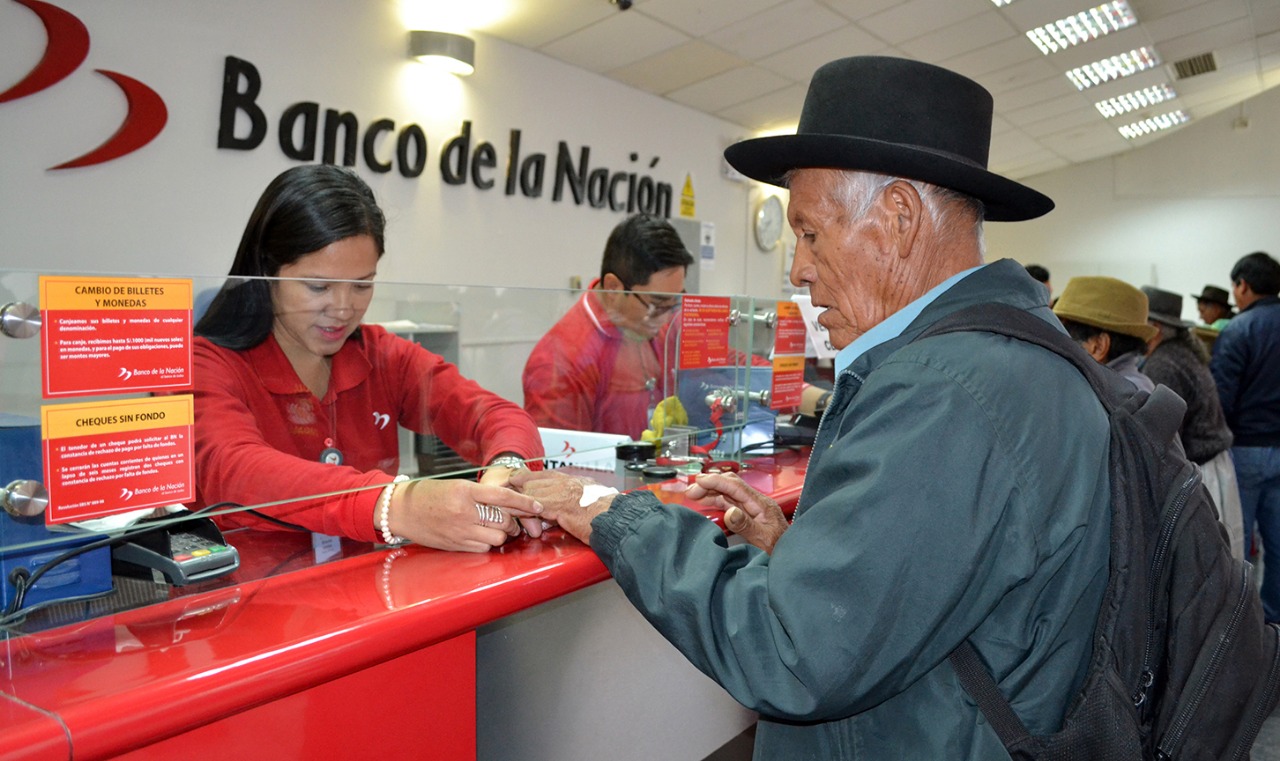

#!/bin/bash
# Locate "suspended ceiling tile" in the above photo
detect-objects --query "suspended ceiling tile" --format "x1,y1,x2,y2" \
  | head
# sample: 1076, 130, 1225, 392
977, 57, 1062, 96
821, 0, 910, 23
1142, 0, 1249, 43
858, 0, 991, 45
995, 0, 1105, 31
756, 25, 891, 81
542, 10, 690, 72
988, 129, 1053, 164
609, 41, 747, 95
1156, 19, 1255, 62
898, 10, 1022, 62
997, 155, 1071, 181
1128, 0, 1206, 24
638, 0, 791, 37
1020, 104, 1111, 138
1004, 92, 1097, 130
666, 65, 792, 112
716, 83, 809, 132
479, 1, 615, 48
703, 0, 849, 59
942, 36, 1042, 81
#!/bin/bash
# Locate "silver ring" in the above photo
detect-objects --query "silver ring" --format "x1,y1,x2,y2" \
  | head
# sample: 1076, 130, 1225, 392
475, 503, 504, 524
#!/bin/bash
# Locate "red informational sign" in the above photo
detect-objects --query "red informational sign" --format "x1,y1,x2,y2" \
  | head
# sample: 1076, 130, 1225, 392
774, 300, 806, 356
41, 396, 195, 524
678, 295, 731, 369
40, 276, 193, 398
770, 355, 805, 410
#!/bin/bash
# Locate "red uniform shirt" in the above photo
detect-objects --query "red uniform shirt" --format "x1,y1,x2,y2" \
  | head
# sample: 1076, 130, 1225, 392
193, 325, 542, 540
522, 286, 674, 439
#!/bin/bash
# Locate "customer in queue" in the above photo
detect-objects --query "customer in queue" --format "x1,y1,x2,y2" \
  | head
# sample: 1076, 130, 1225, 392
1142, 286, 1244, 559
522, 214, 693, 439
1052, 275, 1157, 392
1211, 251, 1280, 619
193, 164, 544, 551
1194, 284, 1235, 330
511, 56, 1111, 759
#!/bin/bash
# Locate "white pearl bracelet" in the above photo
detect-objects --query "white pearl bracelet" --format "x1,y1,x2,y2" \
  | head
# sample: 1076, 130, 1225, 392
379, 474, 411, 545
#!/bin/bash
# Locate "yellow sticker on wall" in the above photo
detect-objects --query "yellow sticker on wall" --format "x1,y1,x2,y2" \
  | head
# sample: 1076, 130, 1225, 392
680, 173, 695, 218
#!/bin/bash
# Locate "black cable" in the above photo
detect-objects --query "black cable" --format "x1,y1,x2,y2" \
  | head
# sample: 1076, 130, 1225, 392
1, 502, 242, 623
244, 510, 309, 532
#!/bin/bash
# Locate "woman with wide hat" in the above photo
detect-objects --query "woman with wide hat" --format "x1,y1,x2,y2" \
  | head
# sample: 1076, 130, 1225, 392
1143, 286, 1245, 559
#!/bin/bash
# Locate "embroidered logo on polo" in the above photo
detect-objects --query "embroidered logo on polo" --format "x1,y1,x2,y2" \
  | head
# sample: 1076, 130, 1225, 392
372, 412, 391, 430
1, 0, 168, 169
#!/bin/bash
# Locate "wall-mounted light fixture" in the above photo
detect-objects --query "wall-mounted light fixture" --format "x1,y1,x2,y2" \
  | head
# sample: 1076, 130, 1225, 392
408, 31, 475, 76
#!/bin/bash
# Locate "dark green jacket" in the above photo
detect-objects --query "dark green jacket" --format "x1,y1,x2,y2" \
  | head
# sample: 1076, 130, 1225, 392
592, 259, 1111, 759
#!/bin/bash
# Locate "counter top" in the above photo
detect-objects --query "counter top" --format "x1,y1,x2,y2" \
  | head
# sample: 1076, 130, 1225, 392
0, 452, 807, 759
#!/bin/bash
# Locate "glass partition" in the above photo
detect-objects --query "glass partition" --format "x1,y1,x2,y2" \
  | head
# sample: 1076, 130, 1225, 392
0, 268, 803, 631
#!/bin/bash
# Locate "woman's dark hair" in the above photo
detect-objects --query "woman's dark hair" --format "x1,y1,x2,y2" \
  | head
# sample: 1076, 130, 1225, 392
196, 164, 386, 349
1061, 319, 1147, 361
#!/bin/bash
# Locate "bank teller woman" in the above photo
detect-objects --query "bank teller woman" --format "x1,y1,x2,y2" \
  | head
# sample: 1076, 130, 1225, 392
192, 164, 544, 552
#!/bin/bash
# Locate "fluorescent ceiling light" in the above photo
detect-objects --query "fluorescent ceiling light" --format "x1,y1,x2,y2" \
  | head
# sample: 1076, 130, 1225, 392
1066, 47, 1160, 90
1118, 110, 1190, 139
1027, 2, 1137, 54
1095, 84, 1177, 118
990, 0, 1015, 5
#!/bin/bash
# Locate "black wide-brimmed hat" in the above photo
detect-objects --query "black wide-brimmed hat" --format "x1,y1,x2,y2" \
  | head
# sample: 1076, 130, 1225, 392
1142, 286, 1194, 328
723, 56, 1054, 222
1192, 285, 1233, 308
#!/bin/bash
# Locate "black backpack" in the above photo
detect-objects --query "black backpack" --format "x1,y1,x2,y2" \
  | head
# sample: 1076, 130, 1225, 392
918, 303, 1280, 760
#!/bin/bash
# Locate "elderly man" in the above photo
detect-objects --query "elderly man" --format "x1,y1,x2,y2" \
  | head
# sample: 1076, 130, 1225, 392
512, 57, 1110, 759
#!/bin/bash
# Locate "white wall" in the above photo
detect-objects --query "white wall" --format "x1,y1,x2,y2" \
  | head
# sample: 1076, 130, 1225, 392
0, 0, 791, 299
986, 84, 1280, 321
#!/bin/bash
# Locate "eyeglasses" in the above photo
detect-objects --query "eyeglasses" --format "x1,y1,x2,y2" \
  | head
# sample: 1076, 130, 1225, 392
628, 290, 682, 317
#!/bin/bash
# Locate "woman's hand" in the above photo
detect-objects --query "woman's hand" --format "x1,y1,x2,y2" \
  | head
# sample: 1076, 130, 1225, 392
386, 478, 545, 553
686, 472, 788, 554
507, 470, 615, 544
479, 463, 544, 536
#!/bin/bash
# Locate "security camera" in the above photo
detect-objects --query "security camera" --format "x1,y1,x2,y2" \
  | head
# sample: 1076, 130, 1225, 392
614, 0, 633, 9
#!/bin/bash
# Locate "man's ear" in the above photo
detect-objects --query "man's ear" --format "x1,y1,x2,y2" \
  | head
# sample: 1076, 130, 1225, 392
600, 272, 625, 292
1084, 332, 1110, 362
881, 180, 922, 259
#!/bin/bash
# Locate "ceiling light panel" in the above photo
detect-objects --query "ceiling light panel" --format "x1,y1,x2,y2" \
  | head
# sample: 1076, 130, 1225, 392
1095, 84, 1177, 118
1027, 2, 1137, 55
990, 0, 1015, 5
1066, 47, 1160, 90
1118, 110, 1190, 139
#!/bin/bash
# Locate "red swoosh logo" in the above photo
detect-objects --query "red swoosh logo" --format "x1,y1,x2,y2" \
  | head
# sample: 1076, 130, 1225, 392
0, 0, 89, 103
50, 69, 168, 170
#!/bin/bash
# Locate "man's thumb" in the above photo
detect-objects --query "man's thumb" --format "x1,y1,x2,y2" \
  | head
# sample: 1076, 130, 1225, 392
725, 506, 750, 533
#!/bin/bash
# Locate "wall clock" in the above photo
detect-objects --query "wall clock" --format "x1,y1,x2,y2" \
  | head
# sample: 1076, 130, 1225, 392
754, 195, 784, 251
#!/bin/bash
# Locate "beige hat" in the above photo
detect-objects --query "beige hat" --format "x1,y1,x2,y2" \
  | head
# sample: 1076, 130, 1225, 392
1053, 276, 1158, 341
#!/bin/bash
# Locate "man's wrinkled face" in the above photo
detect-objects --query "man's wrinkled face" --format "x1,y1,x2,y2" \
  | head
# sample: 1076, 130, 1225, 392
786, 169, 899, 350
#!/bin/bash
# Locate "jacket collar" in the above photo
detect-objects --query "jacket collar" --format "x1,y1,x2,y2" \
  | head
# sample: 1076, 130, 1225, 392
844, 258, 1052, 381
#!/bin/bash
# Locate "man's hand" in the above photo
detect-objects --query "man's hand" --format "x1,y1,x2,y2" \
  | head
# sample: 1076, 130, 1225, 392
508, 469, 615, 544
479, 464, 543, 536
686, 472, 788, 554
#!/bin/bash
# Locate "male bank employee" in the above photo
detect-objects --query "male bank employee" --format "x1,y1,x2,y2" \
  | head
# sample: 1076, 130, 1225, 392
522, 214, 693, 438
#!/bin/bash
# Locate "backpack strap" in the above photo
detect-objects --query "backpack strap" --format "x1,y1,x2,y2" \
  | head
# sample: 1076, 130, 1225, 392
950, 640, 1033, 748
916, 302, 1129, 415
917, 302, 1129, 748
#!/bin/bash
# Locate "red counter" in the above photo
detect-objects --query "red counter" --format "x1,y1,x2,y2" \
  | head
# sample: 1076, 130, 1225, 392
0, 453, 806, 760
